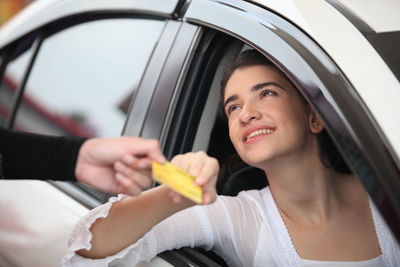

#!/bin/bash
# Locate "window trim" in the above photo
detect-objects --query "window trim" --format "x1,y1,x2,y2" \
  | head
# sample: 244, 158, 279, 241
5, 35, 44, 129
126, 21, 204, 145
160, 29, 238, 158
122, 20, 196, 138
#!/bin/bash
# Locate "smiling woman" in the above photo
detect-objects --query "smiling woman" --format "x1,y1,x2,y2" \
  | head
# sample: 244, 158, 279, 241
221, 50, 384, 262
221, 50, 350, 173
62, 50, 399, 267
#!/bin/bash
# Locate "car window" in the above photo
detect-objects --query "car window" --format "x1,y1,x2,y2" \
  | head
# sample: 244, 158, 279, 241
2, 18, 164, 137
0, 18, 165, 205
0, 45, 34, 127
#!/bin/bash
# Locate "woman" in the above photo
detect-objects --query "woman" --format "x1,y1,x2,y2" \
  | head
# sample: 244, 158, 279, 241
63, 50, 399, 266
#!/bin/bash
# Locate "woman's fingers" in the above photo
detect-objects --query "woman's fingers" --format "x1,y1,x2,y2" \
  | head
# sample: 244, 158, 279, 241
170, 151, 219, 205
197, 156, 219, 204
195, 155, 219, 186
187, 152, 208, 177
170, 154, 186, 169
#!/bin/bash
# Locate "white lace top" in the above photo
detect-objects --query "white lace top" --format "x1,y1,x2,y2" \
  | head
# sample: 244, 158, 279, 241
62, 187, 400, 267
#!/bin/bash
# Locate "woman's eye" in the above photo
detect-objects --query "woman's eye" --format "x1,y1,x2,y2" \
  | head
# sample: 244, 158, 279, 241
261, 90, 276, 98
227, 105, 240, 115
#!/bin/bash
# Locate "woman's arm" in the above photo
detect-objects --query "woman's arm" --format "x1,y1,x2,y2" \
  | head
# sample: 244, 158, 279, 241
77, 151, 219, 259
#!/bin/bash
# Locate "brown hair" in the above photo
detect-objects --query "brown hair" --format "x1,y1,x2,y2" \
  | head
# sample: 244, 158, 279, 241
221, 49, 275, 96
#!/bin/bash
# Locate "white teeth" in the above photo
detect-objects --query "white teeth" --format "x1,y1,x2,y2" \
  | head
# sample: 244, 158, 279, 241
246, 128, 274, 140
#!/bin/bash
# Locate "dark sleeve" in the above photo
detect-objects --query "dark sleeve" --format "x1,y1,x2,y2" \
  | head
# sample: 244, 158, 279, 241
0, 127, 86, 181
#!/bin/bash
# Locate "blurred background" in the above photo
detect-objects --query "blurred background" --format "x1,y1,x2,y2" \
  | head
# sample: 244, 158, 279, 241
0, 0, 158, 138
0, 0, 35, 25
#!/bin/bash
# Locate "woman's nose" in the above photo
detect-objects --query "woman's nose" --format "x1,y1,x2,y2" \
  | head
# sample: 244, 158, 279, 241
239, 104, 261, 123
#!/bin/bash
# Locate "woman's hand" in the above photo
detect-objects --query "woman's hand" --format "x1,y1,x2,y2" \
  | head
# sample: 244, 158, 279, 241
169, 151, 219, 205
114, 151, 219, 204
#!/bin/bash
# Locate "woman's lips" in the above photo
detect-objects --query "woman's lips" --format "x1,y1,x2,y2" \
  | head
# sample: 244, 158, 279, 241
243, 127, 275, 144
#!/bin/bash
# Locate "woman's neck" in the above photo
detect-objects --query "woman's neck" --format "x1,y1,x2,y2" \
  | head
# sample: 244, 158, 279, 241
263, 157, 348, 225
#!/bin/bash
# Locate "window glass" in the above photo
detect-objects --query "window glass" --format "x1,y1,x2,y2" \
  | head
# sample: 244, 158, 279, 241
0, 46, 34, 127
5, 18, 164, 137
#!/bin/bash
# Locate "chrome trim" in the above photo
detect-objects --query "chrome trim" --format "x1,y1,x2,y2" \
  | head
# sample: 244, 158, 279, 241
49, 181, 101, 209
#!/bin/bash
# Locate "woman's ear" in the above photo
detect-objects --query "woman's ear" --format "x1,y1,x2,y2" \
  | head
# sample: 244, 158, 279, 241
309, 110, 324, 134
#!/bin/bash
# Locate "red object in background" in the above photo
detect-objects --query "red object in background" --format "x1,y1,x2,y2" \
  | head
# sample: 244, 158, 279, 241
0, 0, 35, 25
1, 75, 96, 138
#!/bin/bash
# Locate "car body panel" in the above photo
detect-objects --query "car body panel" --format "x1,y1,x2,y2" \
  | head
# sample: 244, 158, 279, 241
334, 0, 400, 32
0, 180, 87, 266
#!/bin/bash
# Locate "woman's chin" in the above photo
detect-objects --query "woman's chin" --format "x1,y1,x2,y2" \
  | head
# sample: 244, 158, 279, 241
242, 154, 272, 169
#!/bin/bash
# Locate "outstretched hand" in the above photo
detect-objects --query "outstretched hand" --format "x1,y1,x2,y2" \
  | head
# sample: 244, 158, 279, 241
75, 136, 165, 195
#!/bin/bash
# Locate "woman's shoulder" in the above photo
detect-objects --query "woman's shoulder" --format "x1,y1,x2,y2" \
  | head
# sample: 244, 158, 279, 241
237, 186, 269, 200
213, 187, 269, 212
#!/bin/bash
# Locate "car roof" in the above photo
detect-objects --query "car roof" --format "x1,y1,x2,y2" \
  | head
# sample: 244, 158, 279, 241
2, 0, 400, 49
251, 0, 400, 34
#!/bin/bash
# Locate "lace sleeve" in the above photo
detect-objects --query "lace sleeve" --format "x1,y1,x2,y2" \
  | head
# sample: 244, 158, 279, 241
61, 195, 219, 267
61, 194, 155, 267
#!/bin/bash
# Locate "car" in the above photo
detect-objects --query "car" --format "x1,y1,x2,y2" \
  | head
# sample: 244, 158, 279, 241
0, 0, 399, 266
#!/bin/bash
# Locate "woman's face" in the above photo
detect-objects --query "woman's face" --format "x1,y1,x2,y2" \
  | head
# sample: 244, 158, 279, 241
223, 64, 316, 169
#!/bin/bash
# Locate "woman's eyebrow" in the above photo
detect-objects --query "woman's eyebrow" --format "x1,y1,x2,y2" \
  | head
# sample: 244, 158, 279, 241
223, 95, 238, 110
223, 82, 284, 109
252, 81, 284, 91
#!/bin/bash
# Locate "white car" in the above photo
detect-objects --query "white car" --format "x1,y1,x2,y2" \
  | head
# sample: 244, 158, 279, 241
0, 0, 399, 266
